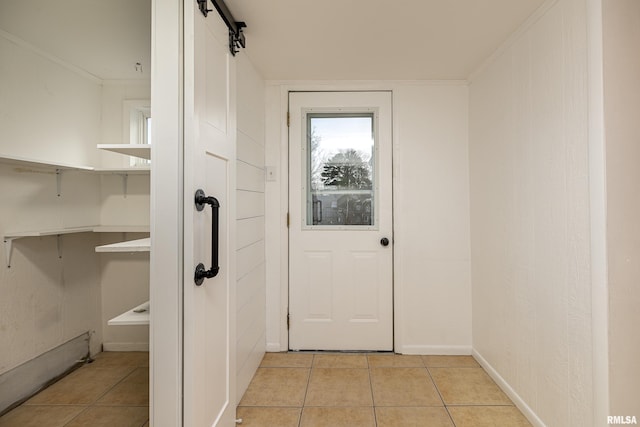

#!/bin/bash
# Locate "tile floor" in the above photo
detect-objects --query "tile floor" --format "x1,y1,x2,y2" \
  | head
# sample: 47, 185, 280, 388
0, 352, 149, 427
237, 353, 533, 427
0, 351, 533, 426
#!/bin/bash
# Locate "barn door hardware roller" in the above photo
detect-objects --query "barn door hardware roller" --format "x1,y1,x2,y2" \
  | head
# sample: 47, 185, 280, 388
194, 189, 221, 286
197, 0, 247, 56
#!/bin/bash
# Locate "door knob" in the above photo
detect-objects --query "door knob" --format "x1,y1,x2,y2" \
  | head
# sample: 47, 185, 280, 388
380, 237, 390, 247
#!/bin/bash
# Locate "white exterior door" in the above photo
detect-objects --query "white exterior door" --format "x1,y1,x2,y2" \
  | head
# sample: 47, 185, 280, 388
288, 91, 393, 351
182, 3, 236, 427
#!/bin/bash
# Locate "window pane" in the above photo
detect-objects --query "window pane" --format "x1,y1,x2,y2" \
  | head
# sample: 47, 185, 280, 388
307, 113, 375, 226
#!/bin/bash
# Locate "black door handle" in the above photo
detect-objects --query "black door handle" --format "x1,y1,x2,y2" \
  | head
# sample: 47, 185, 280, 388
380, 237, 390, 247
194, 189, 220, 286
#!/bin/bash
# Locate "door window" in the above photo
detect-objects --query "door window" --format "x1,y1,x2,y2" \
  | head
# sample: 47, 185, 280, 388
305, 113, 376, 227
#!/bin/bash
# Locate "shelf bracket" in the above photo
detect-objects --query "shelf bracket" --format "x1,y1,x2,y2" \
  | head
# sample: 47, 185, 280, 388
57, 235, 63, 260
121, 173, 129, 198
4, 237, 16, 268
56, 169, 62, 197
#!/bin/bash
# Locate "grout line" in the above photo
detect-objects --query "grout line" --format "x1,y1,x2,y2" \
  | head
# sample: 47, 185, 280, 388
297, 354, 314, 427
365, 355, 379, 427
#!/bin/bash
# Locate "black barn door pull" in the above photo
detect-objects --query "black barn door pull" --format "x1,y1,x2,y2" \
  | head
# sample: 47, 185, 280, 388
194, 189, 220, 286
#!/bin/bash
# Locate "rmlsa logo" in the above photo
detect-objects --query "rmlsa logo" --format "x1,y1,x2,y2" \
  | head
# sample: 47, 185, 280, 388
608, 415, 638, 425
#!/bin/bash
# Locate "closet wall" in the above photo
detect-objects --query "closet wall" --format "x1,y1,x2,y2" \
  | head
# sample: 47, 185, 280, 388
0, 3, 151, 410
0, 30, 104, 373
468, 0, 592, 425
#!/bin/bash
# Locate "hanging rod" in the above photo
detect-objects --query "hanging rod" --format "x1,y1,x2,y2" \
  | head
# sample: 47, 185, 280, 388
197, 0, 246, 56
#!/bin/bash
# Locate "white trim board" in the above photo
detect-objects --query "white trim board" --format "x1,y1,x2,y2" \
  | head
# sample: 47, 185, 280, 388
473, 349, 546, 427
399, 345, 472, 356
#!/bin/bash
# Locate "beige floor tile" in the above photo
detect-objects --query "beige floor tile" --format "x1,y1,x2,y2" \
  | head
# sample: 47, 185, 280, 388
375, 407, 454, 427
0, 405, 84, 427
305, 368, 372, 406
260, 352, 313, 368
367, 354, 424, 368
429, 368, 512, 405
64, 406, 149, 427
25, 366, 136, 405
370, 368, 442, 406
97, 367, 149, 406
422, 355, 479, 368
447, 405, 532, 427
239, 368, 310, 407
300, 407, 375, 427
235, 407, 301, 427
89, 351, 149, 368
312, 354, 368, 368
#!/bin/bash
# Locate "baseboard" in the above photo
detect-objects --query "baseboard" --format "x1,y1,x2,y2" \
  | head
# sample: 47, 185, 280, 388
266, 342, 284, 352
472, 349, 546, 427
0, 332, 90, 414
102, 342, 149, 352
399, 344, 472, 355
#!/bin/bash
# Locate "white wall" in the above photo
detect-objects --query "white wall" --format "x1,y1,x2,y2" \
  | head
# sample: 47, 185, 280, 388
393, 84, 471, 354
0, 30, 103, 373
468, 0, 593, 425
264, 82, 471, 354
235, 53, 266, 400
603, 0, 640, 416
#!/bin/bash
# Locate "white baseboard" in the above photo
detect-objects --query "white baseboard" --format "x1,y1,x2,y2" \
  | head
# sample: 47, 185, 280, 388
266, 342, 285, 352
102, 342, 149, 352
399, 344, 472, 355
472, 349, 546, 427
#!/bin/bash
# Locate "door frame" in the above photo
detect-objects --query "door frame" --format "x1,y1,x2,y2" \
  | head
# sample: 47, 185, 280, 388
150, 0, 183, 425
287, 91, 394, 351
268, 83, 403, 353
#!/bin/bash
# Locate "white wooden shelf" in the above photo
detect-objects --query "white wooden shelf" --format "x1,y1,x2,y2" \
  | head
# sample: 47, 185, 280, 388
0, 153, 94, 171
95, 237, 150, 253
108, 301, 149, 326
4, 226, 150, 266
92, 225, 150, 233
94, 166, 150, 175
5, 227, 95, 239
97, 144, 151, 160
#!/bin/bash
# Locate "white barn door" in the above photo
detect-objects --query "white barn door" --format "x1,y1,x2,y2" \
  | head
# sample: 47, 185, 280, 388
150, 0, 236, 425
183, 2, 237, 426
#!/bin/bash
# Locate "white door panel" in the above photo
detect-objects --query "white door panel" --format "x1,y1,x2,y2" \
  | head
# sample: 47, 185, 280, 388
289, 91, 393, 351
183, 3, 236, 426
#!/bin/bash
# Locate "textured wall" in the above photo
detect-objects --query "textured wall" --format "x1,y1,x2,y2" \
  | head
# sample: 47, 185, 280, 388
469, 0, 593, 425
603, 0, 640, 417
0, 32, 103, 373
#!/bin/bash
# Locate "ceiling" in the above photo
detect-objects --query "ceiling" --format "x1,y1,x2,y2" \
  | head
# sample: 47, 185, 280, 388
0, 0, 151, 81
0, 0, 545, 81
230, 0, 546, 80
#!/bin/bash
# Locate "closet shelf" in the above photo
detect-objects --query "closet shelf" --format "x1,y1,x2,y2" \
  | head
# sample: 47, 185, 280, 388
5, 227, 95, 238
94, 166, 150, 175
95, 237, 150, 253
97, 144, 151, 160
108, 301, 149, 326
0, 153, 94, 171
3, 226, 150, 267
